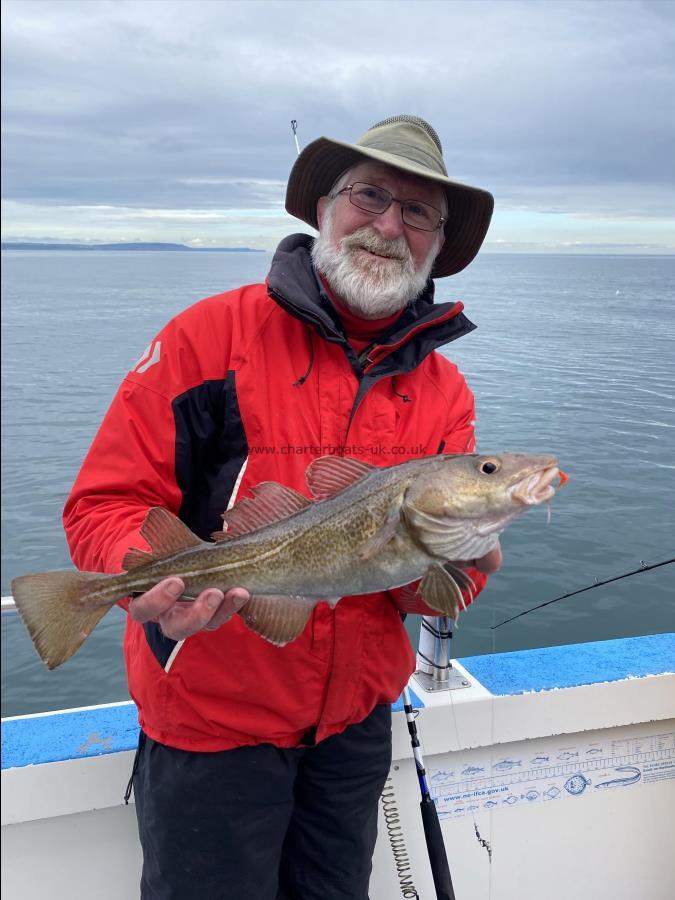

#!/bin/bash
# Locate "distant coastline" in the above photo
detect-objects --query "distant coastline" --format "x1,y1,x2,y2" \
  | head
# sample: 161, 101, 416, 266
1, 242, 265, 253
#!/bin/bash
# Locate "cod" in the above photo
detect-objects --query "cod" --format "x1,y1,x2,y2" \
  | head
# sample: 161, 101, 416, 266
12, 452, 566, 669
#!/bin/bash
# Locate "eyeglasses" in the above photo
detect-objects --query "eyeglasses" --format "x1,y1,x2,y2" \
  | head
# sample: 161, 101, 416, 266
331, 182, 446, 232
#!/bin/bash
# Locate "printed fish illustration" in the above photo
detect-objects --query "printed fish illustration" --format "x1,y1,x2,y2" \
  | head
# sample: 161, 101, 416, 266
11, 452, 566, 669
564, 774, 591, 795
494, 759, 523, 771
594, 766, 642, 789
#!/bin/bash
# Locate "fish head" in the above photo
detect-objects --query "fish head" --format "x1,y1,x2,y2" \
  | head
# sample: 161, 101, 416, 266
402, 453, 565, 560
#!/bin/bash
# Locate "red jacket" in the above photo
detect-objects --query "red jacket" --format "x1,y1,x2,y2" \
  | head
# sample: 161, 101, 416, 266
63, 234, 487, 752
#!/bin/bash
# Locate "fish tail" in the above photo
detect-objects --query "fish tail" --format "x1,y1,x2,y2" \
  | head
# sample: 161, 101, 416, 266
11, 571, 114, 670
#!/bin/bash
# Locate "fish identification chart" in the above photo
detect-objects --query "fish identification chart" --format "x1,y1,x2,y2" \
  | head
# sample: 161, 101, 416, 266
429, 725, 675, 819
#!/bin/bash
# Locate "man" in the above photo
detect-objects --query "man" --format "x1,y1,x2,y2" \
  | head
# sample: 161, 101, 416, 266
63, 114, 499, 899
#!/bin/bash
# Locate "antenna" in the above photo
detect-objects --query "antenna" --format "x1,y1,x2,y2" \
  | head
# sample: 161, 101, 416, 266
290, 119, 300, 156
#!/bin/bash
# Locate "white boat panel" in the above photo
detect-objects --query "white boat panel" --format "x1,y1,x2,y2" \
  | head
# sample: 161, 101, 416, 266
2, 633, 674, 899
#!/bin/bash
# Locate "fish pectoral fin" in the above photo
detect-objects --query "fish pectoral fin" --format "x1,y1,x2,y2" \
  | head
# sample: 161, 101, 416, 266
305, 456, 374, 499
139, 508, 203, 561
238, 595, 315, 646
443, 562, 477, 600
220, 483, 312, 537
419, 563, 468, 622
358, 507, 401, 561
403, 502, 491, 561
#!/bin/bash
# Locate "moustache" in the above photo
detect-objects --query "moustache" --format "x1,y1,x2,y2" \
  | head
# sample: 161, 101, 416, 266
340, 228, 412, 264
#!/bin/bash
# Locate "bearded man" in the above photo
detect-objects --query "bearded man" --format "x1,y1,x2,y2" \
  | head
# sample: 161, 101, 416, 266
63, 115, 499, 899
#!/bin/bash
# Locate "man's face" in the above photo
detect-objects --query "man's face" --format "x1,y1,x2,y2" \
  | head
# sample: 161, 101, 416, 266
317, 161, 445, 270
312, 160, 445, 319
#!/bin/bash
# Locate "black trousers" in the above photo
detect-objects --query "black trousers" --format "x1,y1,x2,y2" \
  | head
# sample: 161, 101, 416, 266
132, 704, 392, 900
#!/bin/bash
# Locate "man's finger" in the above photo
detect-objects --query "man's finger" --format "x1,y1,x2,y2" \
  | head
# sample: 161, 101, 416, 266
129, 578, 185, 623
157, 588, 226, 640
203, 588, 250, 630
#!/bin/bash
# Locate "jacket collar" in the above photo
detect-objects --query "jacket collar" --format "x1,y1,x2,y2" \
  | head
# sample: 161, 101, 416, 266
267, 233, 476, 376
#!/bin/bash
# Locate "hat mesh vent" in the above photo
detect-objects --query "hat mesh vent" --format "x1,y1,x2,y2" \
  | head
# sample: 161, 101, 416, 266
369, 115, 443, 153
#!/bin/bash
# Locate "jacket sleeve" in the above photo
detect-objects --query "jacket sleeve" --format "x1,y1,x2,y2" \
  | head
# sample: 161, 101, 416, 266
63, 376, 185, 579
63, 305, 219, 583
388, 365, 487, 615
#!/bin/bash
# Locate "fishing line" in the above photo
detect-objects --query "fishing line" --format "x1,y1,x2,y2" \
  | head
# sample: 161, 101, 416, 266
491, 556, 674, 630
418, 613, 494, 895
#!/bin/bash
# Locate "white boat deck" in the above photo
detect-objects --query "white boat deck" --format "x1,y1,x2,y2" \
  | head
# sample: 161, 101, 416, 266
2, 633, 674, 899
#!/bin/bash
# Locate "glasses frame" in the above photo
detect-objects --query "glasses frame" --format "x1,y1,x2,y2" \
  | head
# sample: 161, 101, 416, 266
332, 182, 446, 232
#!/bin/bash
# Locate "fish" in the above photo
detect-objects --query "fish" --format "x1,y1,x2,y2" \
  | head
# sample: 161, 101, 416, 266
11, 452, 567, 669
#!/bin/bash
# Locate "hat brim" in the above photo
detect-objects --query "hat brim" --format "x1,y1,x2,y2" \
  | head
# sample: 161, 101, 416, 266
285, 136, 494, 278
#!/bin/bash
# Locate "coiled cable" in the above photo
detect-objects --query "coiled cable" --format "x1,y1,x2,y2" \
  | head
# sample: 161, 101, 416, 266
381, 775, 420, 899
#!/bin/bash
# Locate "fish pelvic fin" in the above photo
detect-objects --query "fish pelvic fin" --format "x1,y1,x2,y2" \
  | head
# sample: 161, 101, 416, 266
11, 571, 113, 669
238, 595, 315, 645
418, 563, 472, 623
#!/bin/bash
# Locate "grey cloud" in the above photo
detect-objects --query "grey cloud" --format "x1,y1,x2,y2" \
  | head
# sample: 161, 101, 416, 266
2, 0, 674, 222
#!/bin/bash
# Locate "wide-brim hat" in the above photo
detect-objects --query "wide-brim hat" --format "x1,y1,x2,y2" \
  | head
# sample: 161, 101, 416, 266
285, 115, 494, 278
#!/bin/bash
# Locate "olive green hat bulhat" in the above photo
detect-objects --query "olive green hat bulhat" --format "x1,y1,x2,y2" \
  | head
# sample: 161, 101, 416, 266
285, 114, 494, 278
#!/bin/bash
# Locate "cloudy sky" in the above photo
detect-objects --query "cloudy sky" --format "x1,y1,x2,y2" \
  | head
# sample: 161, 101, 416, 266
2, 0, 674, 252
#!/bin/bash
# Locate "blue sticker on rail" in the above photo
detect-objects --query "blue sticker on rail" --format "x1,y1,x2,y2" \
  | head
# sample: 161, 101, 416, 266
1, 702, 140, 769
458, 633, 675, 696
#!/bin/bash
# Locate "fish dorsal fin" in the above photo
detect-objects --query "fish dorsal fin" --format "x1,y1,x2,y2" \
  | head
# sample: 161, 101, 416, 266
305, 456, 375, 500
144, 507, 202, 554
219, 482, 311, 538
238, 595, 315, 645
124, 508, 202, 570
122, 547, 155, 570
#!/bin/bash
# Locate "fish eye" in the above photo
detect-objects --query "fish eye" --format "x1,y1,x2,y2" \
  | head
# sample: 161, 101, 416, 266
480, 459, 500, 475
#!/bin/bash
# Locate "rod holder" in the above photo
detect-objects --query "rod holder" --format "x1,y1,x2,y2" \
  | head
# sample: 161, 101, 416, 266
412, 615, 471, 692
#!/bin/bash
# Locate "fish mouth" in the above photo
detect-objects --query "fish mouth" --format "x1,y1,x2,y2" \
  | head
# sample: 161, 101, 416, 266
509, 465, 563, 506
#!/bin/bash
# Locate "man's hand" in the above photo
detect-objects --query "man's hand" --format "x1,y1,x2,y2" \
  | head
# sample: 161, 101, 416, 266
129, 578, 250, 641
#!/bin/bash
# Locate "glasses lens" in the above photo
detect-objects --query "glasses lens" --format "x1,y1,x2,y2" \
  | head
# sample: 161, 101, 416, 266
401, 201, 441, 231
349, 183, 391, 214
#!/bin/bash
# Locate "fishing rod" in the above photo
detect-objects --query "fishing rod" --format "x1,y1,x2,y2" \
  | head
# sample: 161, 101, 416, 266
492, 556, 675, 630
403, 685, 456, 900
290, 119, 300, 155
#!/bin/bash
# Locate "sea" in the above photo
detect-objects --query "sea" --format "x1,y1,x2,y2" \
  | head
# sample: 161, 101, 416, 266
2, 248, 674, 717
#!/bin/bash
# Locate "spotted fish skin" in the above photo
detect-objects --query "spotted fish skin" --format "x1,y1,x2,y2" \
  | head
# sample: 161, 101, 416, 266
11, 452, 565, 668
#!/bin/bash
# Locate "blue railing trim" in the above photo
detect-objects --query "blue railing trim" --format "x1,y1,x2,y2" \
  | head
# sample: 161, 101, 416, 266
2, 702, 139, 770
3, 634, 673, 770
459, 632, 674, 696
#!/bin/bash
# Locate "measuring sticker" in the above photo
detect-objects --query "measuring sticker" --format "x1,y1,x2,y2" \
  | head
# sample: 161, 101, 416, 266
429, 729, 675, 819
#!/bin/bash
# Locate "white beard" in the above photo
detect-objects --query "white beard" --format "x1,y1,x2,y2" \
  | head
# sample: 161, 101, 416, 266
311, 210, 439, 319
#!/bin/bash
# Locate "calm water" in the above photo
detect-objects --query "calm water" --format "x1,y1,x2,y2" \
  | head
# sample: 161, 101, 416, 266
2, 249, 674, 717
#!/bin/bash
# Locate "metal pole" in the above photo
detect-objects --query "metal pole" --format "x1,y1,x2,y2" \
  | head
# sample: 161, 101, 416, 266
413, 616, 470, 693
